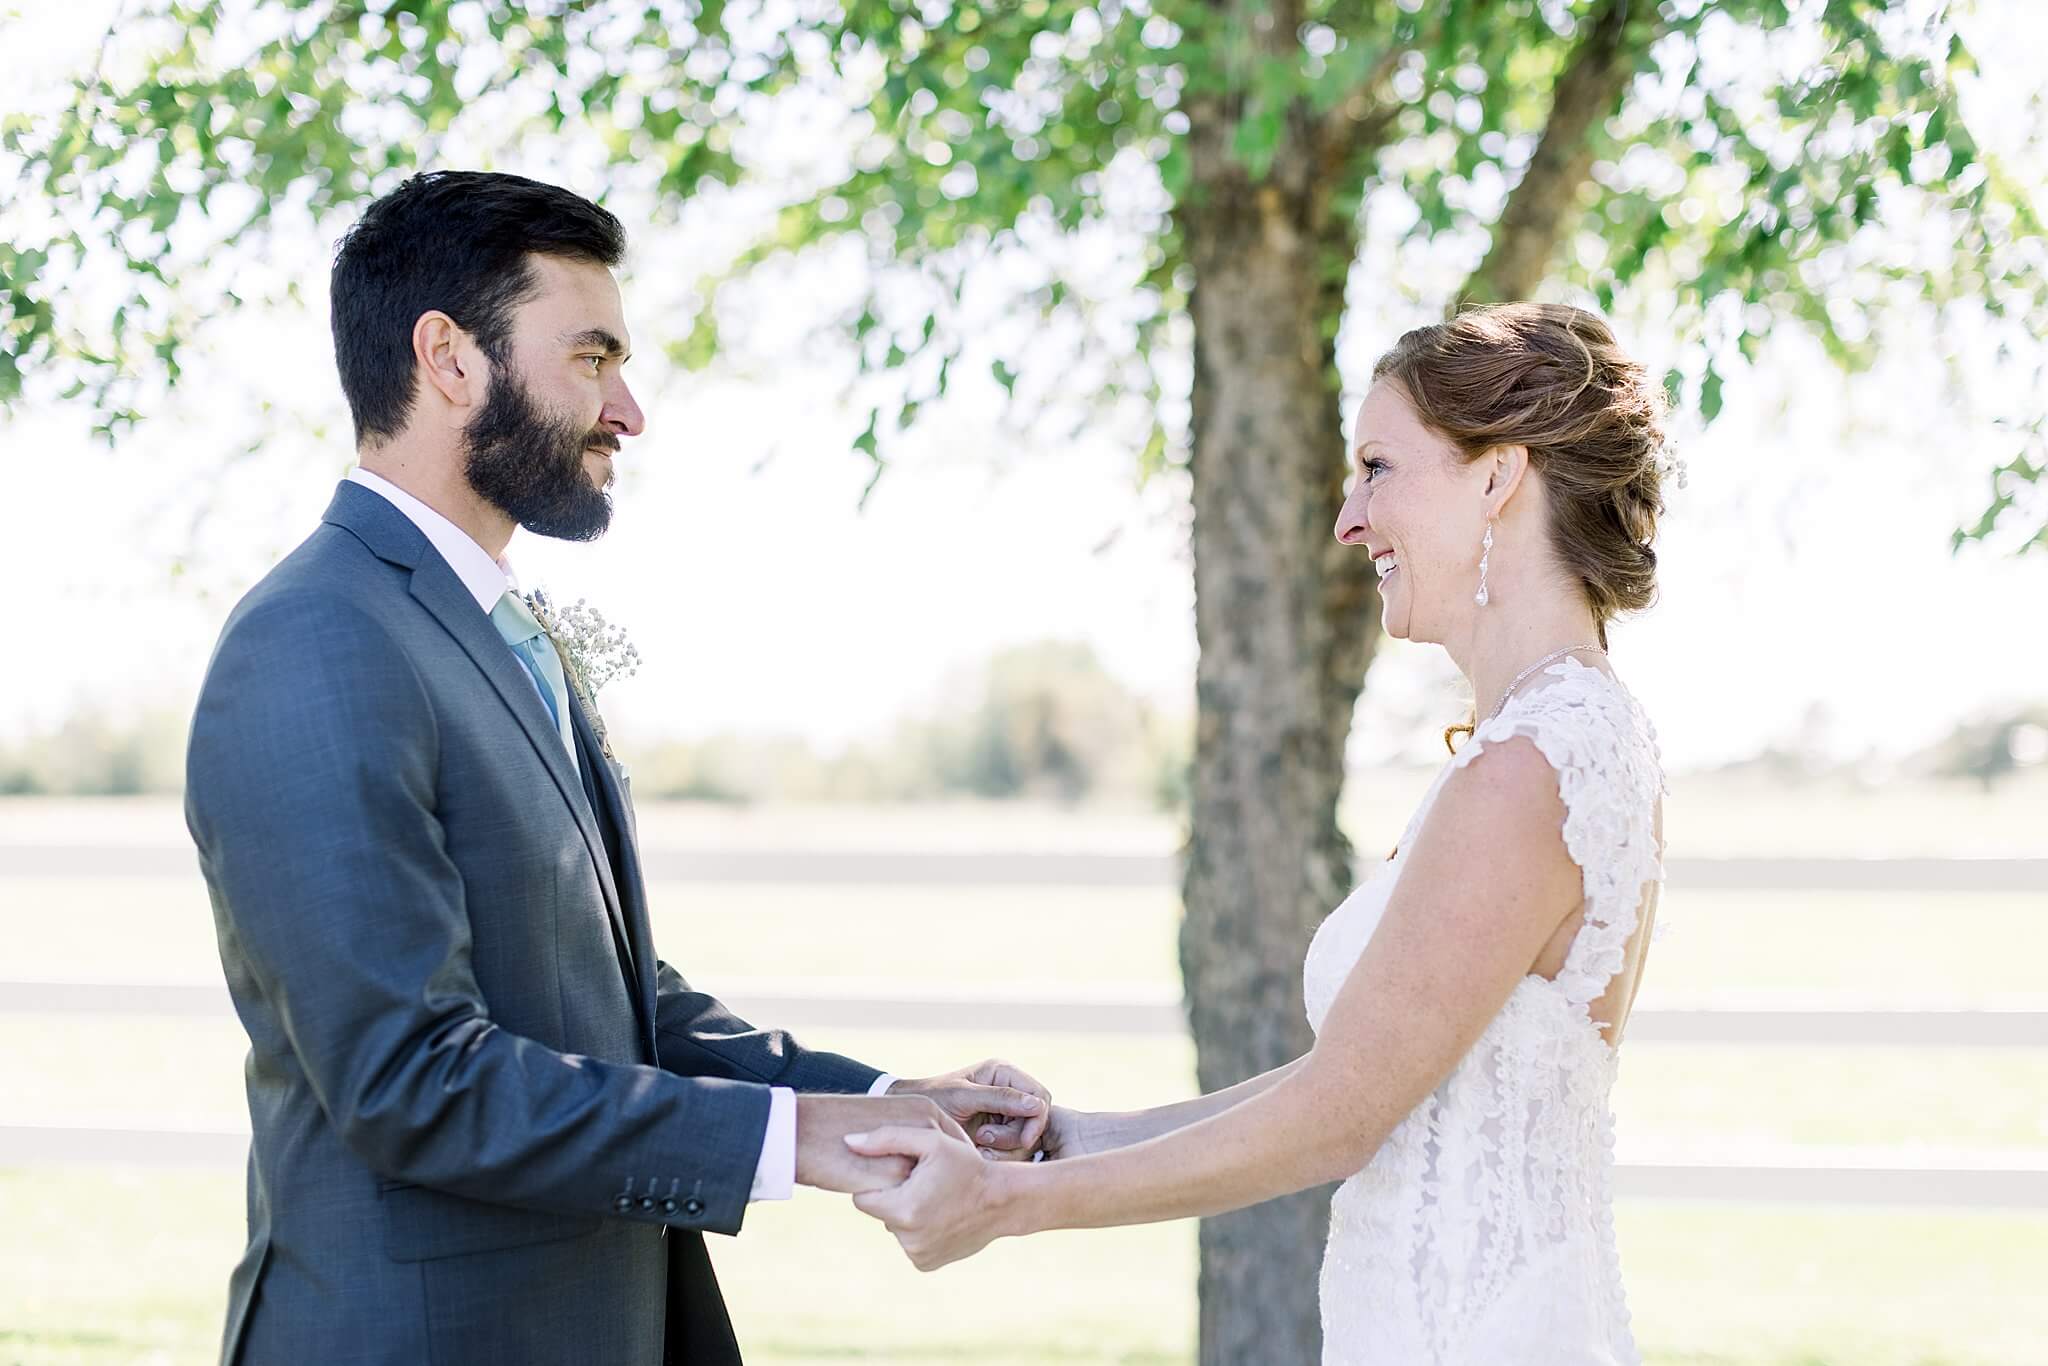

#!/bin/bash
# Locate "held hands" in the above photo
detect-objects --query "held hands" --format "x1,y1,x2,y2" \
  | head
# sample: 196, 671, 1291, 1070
843, 1080, 1109, 1272
793, 1093, 967, 1194
792, 1059, 1054, 1196
884, 1059, 1053, 1160
844, 1124, 1023, 1271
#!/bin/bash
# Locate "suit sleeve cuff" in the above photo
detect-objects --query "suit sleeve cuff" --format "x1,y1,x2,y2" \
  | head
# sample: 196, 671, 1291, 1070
867, 1073, 898, 1098
748, 1087, 797, 1202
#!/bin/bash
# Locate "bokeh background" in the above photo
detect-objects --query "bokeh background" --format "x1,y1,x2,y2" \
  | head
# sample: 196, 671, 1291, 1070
3, 1, 2046, 1363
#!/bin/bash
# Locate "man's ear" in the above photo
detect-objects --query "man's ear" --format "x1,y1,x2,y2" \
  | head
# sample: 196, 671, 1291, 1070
411, 310, 481, 412
1482, 443, 1532, 517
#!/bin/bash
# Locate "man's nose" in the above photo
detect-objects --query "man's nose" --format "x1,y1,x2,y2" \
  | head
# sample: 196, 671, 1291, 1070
604, 379, 646, 438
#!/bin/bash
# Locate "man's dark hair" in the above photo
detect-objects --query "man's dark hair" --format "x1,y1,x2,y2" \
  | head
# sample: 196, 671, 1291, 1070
330, 171, 626, 446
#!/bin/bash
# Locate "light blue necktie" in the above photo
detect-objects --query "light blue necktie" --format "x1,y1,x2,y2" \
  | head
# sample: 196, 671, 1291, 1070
490, 592, 578, 771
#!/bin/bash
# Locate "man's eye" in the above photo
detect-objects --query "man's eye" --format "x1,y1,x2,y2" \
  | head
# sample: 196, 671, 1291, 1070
583, 355, 604, 373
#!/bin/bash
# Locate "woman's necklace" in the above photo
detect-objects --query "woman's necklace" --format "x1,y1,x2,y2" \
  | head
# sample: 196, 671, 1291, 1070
1483, 644, 1606, 724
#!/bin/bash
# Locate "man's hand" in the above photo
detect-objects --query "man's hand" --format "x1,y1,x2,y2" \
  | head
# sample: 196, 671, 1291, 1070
794, 1094, 965, 1195
887, 1059, 1051, 1160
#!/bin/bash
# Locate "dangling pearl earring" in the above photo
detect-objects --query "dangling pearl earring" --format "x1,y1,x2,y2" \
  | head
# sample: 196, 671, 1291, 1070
1474, 520, 1494, 607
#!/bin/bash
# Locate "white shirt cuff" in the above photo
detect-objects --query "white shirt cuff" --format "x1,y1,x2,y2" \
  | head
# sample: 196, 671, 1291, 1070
868, 1073, 898, 1097
748, 1087, 797, 1202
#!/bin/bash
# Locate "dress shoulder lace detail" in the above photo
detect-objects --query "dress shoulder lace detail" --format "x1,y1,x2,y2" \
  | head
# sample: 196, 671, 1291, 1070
1444, 657, 1670, 1009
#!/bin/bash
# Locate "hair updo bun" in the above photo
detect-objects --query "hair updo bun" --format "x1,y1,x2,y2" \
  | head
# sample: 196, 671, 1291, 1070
1371, 302, 1672, 645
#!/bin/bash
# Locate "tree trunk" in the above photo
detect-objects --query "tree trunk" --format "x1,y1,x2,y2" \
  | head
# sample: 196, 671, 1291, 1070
1176, 93, 1380, 1365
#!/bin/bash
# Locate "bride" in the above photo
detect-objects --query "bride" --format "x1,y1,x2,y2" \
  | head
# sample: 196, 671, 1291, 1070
848, 301, 1673, 1365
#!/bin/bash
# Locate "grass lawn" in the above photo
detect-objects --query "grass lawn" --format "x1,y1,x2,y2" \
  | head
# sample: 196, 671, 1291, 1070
3, 1165, 2045, 1366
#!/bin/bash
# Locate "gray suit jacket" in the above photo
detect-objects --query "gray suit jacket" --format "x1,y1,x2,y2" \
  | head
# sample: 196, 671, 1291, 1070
185, 480, 882, 1365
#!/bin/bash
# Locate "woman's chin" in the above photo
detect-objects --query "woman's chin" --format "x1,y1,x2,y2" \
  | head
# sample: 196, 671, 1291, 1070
1376, 574, 1408, 639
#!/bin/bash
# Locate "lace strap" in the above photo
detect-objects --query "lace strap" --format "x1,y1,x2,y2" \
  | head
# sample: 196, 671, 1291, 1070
1442, 661, 1666, 1008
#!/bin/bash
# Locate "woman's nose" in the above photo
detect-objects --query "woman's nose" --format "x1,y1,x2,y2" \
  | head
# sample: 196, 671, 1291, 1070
1334, 493, 1371, 545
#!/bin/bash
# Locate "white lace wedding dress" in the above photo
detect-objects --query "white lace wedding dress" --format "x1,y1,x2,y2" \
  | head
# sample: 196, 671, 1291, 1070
1304, 657, 1668, 1365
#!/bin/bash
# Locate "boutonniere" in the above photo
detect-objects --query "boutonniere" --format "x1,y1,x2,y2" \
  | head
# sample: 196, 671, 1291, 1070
523, 588, 640, 761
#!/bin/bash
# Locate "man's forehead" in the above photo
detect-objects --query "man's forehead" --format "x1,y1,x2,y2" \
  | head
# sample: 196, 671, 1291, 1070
523, 254, 630, 346
526, 251, 619, 294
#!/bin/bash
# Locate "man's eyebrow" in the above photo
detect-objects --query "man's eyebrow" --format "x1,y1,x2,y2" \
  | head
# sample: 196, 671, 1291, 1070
562, 327, 630, 359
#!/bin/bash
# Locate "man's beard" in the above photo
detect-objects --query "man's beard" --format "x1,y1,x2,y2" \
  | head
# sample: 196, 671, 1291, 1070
462, 360, 616, 542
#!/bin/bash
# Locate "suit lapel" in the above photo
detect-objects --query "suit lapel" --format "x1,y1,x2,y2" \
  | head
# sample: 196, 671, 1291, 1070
321, 482, 634, 989
568, 694, 660, 1053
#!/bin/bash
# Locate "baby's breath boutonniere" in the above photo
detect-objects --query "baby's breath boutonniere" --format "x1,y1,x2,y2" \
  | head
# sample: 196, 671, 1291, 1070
524, 588, 640, 761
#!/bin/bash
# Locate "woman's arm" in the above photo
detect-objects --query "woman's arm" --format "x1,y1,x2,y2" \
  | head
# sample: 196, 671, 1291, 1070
850, 735, 1584, 1268
1043, 1057, 1308, 1158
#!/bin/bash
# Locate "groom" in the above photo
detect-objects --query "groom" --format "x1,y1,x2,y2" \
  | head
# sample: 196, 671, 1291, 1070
184, 170, 1049, 1366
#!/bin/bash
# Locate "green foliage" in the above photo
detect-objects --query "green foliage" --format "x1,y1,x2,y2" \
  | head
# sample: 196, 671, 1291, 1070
1572, 2, 2042, 546
1, 0, 2041, 537
1951, 431, 2048, 554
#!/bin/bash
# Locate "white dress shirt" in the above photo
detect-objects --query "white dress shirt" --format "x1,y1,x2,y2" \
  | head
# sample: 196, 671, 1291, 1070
346, 469, 897, 1199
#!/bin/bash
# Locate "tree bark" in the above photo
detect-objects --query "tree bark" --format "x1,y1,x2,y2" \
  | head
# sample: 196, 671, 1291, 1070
1175, 81, 1379, 1366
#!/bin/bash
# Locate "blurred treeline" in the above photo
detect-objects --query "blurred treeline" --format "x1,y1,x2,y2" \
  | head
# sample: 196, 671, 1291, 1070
2, 641, 1193, 806
627, 641, 1191, 807
0, 709, 190, 796
9, 646, 2043, 802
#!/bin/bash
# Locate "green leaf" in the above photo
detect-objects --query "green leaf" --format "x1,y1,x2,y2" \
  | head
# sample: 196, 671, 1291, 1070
852, 408, 881, 462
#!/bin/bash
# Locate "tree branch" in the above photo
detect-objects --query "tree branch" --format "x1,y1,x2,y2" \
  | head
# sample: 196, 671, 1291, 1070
1313, 36, 1408, 187
1462, 0, 1663, 304
1313, 0, 1436, 174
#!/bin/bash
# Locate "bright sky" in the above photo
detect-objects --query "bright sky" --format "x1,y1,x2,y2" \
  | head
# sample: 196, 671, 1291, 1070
4, 1, 2046, 774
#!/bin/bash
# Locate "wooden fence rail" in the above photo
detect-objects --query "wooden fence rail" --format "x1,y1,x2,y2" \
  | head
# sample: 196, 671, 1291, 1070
1, 1121, 2041, 1209
6, 978, 2048, 1047
2, 845, 2043, 892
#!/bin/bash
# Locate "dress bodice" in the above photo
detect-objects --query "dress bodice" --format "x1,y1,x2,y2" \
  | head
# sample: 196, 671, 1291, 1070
1305, 657, 1668, 1365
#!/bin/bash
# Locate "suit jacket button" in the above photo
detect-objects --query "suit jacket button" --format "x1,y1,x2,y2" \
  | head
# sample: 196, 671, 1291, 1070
683, 1197, 706, 1217
612, 1195, 634, 1213
660, 1198, 680, 1216
638, 1196, 657, 1212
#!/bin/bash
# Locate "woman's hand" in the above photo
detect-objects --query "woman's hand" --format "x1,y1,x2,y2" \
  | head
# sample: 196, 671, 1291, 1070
844, 1126, 1029, 1271
1035, 1105, 1108, 1160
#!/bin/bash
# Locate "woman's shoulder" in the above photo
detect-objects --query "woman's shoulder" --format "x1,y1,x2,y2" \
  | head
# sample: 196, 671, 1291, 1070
1466, 656, 1665, 793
